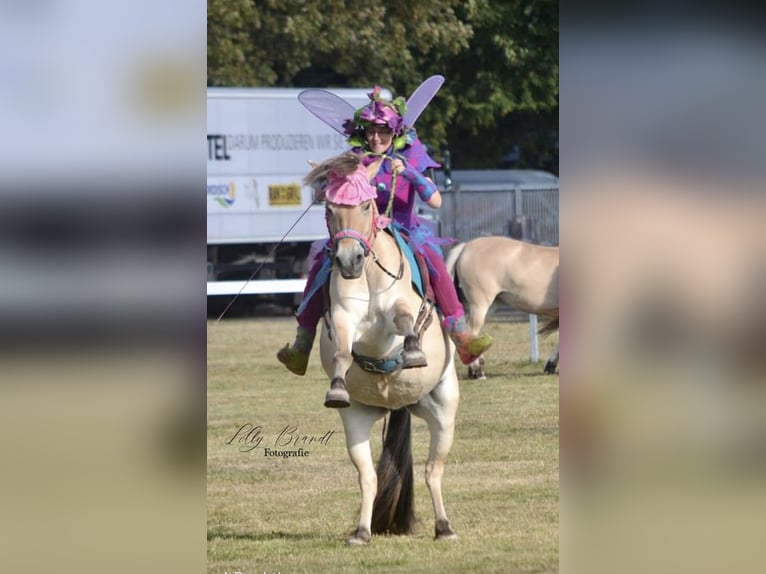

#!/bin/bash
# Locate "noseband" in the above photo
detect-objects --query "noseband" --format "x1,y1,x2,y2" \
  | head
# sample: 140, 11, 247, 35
327, 201, 378, 257
331, 228, 375, 257
326, 202, 403, 281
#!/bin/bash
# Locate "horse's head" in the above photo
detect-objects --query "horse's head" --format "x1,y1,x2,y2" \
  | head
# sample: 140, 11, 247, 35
326, 199, 377, 279
305, 153, 382, 280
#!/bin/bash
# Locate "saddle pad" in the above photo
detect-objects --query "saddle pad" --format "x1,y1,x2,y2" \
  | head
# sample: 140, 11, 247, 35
389, 225, 425, 299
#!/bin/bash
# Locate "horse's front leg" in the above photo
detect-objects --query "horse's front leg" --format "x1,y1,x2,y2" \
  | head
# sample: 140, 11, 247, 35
392, 299, 427, 369
325, 313, 356, 408
339, 403, 387, 544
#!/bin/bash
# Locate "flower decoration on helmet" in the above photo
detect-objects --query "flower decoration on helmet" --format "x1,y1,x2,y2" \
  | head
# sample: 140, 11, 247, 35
344, 86, 409, 151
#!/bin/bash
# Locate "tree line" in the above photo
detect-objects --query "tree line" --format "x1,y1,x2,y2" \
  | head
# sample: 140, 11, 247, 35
208, 0, 558, 172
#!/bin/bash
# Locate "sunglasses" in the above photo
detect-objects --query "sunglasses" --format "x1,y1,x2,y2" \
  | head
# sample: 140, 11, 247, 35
365, 126, 393, 136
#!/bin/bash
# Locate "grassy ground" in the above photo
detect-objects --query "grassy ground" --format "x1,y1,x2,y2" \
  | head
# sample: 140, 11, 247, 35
208, 317, 559, 573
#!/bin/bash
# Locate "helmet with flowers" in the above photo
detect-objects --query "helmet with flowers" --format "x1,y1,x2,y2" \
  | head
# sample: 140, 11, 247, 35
343, 86, 409, 151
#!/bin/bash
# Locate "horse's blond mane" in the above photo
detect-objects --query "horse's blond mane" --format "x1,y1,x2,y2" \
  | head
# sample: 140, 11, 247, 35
304, 153, 360, 188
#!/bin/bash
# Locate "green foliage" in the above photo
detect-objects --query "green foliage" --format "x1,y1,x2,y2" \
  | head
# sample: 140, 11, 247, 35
207, 0, 558, 169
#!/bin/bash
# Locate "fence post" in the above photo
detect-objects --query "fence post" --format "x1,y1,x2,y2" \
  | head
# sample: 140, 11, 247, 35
529, 314, 539, 362
513, 184, 523, 221
454, 183, 463, 240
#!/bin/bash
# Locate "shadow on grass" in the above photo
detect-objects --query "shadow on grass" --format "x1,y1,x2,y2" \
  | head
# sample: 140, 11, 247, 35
457, 365, 559, 381
207, 530, 323, 542
521, 371, 559, 378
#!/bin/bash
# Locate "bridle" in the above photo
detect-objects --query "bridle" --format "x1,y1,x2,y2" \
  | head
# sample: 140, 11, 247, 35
326, 201, 403, 281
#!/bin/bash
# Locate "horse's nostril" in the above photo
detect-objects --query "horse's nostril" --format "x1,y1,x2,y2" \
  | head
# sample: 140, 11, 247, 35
355, 253, 363, 264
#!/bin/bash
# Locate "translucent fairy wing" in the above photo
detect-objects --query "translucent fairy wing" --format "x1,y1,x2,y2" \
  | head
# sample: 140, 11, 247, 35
403, 75, 445, 127
298, 89, 356, 135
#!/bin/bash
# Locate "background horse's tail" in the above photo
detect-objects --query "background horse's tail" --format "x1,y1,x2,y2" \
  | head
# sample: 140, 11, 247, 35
371, 408, 415, 535
444, 242, 466, 278
538, 308, 559, 337
444, 242, 467, 306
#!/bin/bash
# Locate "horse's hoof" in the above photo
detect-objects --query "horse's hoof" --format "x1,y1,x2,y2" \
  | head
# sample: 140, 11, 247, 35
544, 361, 557, 374
324, 388, 350, 409
435, 519, 457, 540
435, 531, 458, 541
347, 527, 371, 545
325, 378, 350, 408
347, 536, 368, 545
401, 350, 428, 369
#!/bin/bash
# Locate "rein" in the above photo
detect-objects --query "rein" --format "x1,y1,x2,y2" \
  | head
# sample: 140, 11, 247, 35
362, 150, 405, 219
372, 233, 404, 281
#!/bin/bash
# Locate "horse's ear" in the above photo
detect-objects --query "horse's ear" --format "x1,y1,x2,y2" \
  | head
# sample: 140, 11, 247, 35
304, 153, 360, 187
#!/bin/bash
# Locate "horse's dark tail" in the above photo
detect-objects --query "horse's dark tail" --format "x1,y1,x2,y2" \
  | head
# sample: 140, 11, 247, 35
538, 309, 559, 337
371, 408, 415, 535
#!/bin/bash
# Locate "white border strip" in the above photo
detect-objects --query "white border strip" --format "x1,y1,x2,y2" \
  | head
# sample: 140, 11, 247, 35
207, 279, 307, 296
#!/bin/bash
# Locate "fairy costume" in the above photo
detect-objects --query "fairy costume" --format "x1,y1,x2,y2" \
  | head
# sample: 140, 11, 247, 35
278, 80, 493, 383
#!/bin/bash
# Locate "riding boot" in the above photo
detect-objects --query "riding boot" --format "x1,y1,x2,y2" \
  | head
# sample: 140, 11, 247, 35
277, 326, 316, 376
277, 250, 327, 376
443, 314, 494, 365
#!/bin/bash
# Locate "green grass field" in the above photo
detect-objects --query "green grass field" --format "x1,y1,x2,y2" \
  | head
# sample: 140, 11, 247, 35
208, 317, 558, 573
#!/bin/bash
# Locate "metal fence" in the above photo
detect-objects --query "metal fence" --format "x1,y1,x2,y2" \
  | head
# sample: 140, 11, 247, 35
420, 170, 559, 246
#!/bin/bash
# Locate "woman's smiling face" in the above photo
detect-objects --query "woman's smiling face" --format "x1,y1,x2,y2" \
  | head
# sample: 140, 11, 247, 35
365, 125, 394, 154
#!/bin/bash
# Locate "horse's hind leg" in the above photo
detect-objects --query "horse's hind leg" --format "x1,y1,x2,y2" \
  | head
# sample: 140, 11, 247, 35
339, 403, 387, 545
465, 300, 492, 379
544, 343, 559, 374
468, 356, 486, 379
392, 300, 427, 369
409, 365, 460, 540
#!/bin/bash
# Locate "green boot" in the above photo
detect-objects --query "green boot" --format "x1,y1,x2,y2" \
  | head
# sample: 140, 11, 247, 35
277, 327, 316, 376
444, 316, 494, 365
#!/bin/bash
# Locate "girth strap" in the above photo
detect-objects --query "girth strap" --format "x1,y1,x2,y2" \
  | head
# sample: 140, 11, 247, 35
351, 346, 405, 375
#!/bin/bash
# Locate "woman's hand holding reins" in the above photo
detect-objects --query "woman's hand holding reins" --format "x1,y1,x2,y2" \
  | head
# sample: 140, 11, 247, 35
390, 158, 406, 175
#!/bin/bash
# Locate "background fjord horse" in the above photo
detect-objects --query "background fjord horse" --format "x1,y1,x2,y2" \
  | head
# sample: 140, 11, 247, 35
315, 157, 460, 545
445, 236, 559, 379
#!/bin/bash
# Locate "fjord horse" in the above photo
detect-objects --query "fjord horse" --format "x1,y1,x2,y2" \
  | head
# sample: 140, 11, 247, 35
315, 157, 460, 545
445, 236, 559, 379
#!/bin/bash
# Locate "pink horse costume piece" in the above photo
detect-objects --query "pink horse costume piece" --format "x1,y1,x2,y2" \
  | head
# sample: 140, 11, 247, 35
278, 80, 493, 380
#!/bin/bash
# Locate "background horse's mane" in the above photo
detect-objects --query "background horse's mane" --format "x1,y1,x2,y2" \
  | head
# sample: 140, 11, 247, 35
304, 152, 361, 189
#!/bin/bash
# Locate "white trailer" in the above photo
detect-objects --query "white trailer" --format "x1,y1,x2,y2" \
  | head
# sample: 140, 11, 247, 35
207, 87, 387, 300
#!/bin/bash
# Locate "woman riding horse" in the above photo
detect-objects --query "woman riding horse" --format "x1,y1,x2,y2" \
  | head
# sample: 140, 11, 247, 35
278, 85, 493, 391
